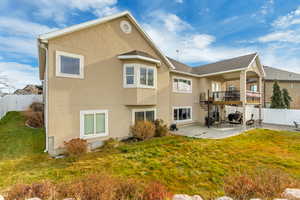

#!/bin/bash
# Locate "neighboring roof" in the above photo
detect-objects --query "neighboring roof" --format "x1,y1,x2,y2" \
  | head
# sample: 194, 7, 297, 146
264, 66, 300, 81
168, 53, 258, 76
38, 11, 175, 80
192, 53, 257, 75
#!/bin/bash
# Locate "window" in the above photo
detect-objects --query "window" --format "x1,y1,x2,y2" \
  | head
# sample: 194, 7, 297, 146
132, 109, 156, 124
173, 77, 192, 93
212, 82, 221, 92
228, 85, 236, 91
123, 64, 156, 88
173, 107, 192, 122
250, 85, 258, 92
56, 51, 84, 78
80, 110, 108, 138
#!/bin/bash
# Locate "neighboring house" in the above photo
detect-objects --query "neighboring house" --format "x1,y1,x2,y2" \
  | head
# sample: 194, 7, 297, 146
14, 85, 43, 95
226, 66, 300, 109
38, 11, 265, 155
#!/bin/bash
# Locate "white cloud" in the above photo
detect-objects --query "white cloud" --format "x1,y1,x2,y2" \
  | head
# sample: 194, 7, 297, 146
272, 6, 300, 29
0, 17, 56, 37
0, 36, 37, 57
175, 0, 183, 3
0, 62, 40, 92
143, 12, 254, 63
258, 30, 300, 43
31, 0, 119, 24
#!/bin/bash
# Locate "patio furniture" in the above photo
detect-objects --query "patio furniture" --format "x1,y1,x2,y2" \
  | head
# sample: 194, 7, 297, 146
294, 121, 300, 131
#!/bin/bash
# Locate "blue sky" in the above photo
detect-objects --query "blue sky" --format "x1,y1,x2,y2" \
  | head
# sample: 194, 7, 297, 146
0, 0, 300, 91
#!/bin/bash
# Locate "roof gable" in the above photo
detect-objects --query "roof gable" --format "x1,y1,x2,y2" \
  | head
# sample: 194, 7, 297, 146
38, 11, 175, 80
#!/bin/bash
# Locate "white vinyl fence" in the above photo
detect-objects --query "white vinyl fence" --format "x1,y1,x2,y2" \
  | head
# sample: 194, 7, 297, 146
0, 95, 43, 119
225, 105, 300, 126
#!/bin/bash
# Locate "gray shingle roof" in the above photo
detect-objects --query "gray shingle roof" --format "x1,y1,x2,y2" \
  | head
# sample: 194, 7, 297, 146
119, 50, 156, 59
168, 53, 257, 76
264, 66, 300, 81
193, 53, 257, 75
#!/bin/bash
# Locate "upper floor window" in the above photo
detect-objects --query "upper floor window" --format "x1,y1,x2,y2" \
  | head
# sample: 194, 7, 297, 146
250, 85, 258, 92
212, 82, 221, 92
228, 85, 236, 91
123, 64, 156, 89
56, 51, 84, 79
173, 77, 192, 93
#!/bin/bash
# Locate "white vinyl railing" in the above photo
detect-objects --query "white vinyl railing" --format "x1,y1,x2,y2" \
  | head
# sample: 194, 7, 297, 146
0, 95, 43, 120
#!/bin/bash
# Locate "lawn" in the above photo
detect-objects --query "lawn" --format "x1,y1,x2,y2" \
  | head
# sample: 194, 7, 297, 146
1, 112, 300, 198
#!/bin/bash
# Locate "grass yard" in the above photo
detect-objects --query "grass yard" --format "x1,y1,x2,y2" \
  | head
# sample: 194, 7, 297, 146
1, 112, 300, 198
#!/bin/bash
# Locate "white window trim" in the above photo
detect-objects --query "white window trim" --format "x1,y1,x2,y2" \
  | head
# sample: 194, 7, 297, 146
173, 106, 192, 123
131, 108, 157, 125
56, 51, 84, 79
172, 76, 192, 93
123, 63, 157, 89
80, 109, 109, 139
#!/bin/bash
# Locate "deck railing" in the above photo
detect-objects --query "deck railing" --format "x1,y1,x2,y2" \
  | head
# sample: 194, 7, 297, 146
246, 91, 261, 104
212, 90, 241, 102
200, 90, 261, 104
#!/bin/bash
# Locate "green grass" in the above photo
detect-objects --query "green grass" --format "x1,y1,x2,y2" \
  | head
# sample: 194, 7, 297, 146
0, 112, 300, 198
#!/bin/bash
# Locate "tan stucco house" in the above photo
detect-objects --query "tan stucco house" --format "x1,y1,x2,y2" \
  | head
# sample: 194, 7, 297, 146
38, 11, 265, 155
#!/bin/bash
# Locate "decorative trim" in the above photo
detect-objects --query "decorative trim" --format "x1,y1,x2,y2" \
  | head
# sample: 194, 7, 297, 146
56, 51, 84, 79
80, 109, 109, 139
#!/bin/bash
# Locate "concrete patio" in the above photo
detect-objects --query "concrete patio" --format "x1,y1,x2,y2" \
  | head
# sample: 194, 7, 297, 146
173, 123, 298, 139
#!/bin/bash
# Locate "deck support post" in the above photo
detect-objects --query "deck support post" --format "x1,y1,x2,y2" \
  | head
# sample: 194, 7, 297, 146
240, 70, 247, 127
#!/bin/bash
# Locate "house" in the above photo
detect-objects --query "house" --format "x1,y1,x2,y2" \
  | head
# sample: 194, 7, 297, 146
38, 11, 265, 155
14, 85, 43, 95
226, 66, 300, 109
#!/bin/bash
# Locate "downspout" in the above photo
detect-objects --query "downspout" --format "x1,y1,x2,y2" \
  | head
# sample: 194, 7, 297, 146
39, 41, 49, 152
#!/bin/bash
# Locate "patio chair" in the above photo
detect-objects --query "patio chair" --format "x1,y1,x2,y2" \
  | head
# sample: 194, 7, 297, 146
294, 121, 300, 131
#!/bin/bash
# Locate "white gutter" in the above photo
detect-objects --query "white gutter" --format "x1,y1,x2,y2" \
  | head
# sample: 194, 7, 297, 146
118, 55, 161, 65
170, 68, 246, 78
39, 41, 49, 152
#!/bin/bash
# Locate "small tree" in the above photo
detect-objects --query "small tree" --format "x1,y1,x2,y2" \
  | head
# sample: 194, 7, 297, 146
270, 81, 284, 109
282, 88, 292, 109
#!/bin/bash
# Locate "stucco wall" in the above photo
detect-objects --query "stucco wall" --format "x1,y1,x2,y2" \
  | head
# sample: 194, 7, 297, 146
46, 16, 171, 151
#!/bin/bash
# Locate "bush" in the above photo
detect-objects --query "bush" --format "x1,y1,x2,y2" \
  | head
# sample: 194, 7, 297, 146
24, 111, 44, 128
64, 138, 88, 156
143, 182, 172, 200
7, 175, 171, 200
154, 119, 169, 137
130, 121, 156, 140
58, 175, 116, 200
7, 181, 55, 200
30, 102, 44, 112
23, 102, 44, 128
224, 169, 300, 200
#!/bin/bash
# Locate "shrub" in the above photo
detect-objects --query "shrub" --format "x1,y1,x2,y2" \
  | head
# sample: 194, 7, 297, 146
224, 169, 300, 200
154, 119, 169, 137
64, 138, 88, 156
7, 181, 55, 200
24, 111, 44, 128
143, 182, 172, 200
29, 102, 44, 112
58, 175, 116, 200
23, 102, 44, 128
130, 121, 156, 140
115, 179, 143, 200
